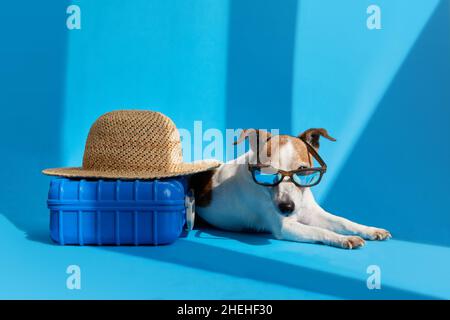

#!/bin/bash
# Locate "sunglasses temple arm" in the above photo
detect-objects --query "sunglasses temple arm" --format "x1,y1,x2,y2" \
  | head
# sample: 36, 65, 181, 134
301, 139, 327, 169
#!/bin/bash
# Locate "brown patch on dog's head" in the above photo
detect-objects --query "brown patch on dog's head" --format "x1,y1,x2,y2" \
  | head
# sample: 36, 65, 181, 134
233, 128, 335, 169
262, 129, 335, 169
263, 135, 313, 169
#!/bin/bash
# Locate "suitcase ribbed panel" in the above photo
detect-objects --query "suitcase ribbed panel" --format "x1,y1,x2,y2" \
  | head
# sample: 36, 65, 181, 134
47, 178, 186, 245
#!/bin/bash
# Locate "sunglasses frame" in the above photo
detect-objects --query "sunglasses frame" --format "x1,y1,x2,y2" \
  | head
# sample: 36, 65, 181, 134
248, 134, 328, 188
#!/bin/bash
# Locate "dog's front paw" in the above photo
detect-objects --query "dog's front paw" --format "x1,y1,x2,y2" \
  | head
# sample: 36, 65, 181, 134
365, 228, 392, 241
338, 236, 365, 249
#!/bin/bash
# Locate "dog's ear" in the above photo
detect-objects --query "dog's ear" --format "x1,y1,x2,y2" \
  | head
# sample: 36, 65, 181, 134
298, 128, 336, 149
233, 129, 272, 152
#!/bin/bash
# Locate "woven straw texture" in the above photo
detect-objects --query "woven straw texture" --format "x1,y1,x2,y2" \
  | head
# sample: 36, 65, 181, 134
43, 110, 220, 179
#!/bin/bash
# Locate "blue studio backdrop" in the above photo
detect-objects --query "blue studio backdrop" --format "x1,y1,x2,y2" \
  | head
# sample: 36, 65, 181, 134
0, 0, 449, 299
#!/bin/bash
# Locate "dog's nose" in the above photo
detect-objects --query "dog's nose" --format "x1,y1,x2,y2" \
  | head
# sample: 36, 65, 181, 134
278, 201, 295, 214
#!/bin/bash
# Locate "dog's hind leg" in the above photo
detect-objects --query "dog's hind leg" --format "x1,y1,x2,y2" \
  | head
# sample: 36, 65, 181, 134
306, 207, 392, 241
274, 219, 365, 249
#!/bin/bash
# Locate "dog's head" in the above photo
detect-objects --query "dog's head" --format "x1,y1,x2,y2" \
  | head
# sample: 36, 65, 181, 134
235, 128, 336, 215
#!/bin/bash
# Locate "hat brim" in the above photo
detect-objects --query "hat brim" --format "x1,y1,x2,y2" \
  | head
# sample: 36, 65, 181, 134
42, 160, 221, 180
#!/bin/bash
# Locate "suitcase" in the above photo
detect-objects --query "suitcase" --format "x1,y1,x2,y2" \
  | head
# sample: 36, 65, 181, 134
47, 177, 194, 245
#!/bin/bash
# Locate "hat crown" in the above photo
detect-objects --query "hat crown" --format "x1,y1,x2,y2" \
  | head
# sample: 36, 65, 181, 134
82, 110, 183, 173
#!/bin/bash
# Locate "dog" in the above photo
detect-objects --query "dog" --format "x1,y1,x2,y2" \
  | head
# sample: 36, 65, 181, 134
190, 128, 391, 249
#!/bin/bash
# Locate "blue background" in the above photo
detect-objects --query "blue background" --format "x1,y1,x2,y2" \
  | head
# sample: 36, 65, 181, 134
0, 0, 449, 299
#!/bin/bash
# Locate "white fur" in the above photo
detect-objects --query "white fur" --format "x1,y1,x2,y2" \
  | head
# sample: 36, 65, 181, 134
196, 141, 391, 249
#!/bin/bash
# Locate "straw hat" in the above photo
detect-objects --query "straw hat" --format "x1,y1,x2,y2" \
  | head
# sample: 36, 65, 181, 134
43, 110, 221, 179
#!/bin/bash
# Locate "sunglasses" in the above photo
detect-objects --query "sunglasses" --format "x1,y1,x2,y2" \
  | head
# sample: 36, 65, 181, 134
248, 135, 327, 188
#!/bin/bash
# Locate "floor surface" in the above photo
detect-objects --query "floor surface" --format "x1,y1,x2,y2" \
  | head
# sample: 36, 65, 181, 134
0, 215, 448, 299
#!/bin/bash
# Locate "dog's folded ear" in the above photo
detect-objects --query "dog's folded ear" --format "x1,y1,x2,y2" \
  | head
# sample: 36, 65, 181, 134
233, 129, 272, 153
299, 128, 336, 149
233, 129, 271, 145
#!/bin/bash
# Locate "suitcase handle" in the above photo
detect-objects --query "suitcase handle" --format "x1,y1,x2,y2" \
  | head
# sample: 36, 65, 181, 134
185, 189, 195, 232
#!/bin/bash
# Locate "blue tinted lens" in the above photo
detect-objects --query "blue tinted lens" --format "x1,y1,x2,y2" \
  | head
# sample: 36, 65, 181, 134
253, 168, 282, 185
292, 170, 321, 186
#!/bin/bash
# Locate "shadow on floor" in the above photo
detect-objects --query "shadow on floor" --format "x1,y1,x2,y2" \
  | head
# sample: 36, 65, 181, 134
323, 1, 450, 247
104, 236, 437, 299
193, 228, 272, 245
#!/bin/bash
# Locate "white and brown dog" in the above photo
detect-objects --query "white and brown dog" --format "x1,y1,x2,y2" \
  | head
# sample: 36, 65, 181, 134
190, 128, 391, 249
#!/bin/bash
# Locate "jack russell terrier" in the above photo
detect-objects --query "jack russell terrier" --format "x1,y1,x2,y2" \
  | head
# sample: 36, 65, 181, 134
190, 128, 391, 249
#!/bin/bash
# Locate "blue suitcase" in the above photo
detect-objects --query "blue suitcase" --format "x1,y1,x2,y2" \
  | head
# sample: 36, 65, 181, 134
47, 177, 194, 245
